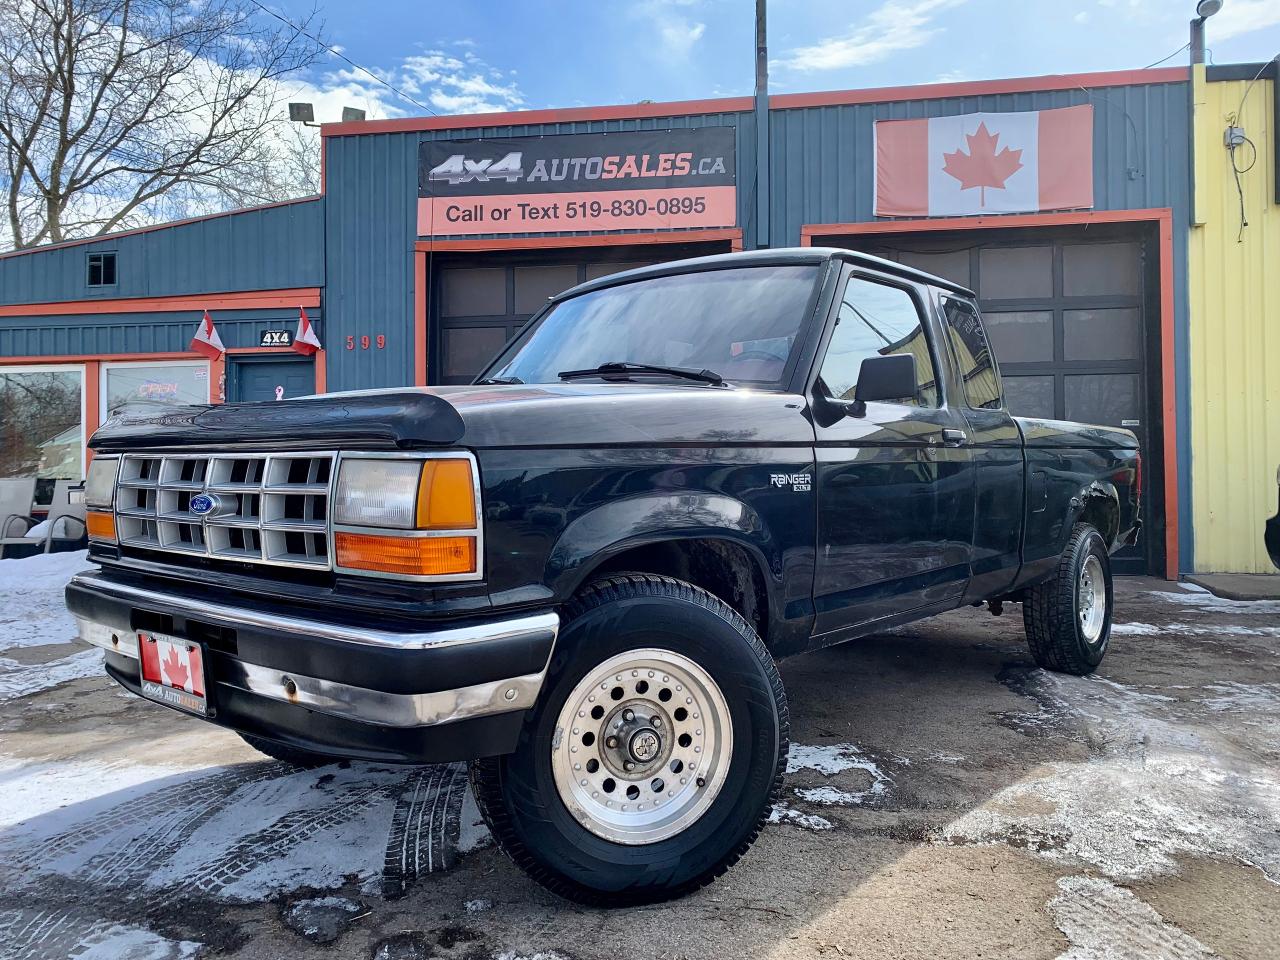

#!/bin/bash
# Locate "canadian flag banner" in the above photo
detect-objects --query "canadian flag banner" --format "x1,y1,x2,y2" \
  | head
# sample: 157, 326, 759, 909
189, 310, 225, 360
874, 104, 1093, 218
292, 306, 321, 356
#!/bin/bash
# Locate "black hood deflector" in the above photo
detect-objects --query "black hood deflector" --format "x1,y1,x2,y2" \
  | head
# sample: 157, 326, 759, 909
90, 392, 466, 453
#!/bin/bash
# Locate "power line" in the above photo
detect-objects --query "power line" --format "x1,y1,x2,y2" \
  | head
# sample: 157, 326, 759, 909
244, 0, 437, 116
1143, 42, 1189, 69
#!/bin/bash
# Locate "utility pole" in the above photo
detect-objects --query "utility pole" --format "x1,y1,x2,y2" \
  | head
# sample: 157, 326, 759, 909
754, 0, 770, 249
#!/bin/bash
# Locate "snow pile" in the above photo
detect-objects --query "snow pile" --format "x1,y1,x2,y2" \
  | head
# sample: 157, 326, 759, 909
0, 549, 99, 701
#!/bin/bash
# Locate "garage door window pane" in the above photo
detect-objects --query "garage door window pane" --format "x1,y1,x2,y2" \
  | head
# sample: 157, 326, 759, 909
514, 265, 579, 314
979, 247, 1052, 299
105, 364, 208, 416
0, 369, 83, 479
1064, 308, 1142, 361
898, 250, 971, 288
1062, 242, 1140, 297
444, 327, 510, 380
984, 311, 1053, 363
441, 268, 506, 317
1003, 375, 1055, 420
1064, 373, 1140, 428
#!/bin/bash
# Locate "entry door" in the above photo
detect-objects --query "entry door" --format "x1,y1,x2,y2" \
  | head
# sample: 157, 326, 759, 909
812, 271, 975, 641
231, 357, 314, 403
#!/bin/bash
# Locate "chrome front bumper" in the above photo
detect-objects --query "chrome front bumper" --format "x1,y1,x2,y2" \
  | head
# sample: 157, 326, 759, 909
68, 571, 559, 730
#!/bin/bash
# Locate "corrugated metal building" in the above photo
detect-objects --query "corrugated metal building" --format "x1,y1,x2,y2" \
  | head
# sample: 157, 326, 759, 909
1188, 62, 1279, 574
2, 65, 1241, 576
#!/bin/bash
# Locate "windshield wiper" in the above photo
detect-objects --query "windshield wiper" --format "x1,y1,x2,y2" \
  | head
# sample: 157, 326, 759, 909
476, 375, 523, 385
557, 361, 725, 386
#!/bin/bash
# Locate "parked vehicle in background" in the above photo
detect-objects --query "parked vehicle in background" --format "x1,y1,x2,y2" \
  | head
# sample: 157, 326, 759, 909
66, 248, 1140, 905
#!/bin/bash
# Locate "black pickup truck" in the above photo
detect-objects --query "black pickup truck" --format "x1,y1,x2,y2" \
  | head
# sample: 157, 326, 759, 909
67, 248, 1140, 906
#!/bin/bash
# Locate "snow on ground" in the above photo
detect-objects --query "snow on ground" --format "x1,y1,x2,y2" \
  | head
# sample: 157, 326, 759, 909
766, 803, 833, 831
0, 648, 102, 701
0, 550, 93, 652
943, 668, 1280, 883
1049, 876, 1221, 960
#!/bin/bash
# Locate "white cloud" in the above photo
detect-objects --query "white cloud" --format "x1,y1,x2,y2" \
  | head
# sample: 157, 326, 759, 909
773, 0, 967, 72
1074, 11, 1090, 24
634, 0, 708, 62
1209, 0, 1280, 41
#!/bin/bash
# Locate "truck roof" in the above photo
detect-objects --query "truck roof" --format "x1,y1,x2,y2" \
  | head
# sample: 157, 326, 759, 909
560, 246, 977, 302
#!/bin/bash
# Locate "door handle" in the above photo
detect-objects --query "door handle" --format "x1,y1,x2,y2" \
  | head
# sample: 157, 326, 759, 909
942, 428, 967, 446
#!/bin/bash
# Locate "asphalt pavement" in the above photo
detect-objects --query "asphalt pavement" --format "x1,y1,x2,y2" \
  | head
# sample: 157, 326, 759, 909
0, 565, 1276, 960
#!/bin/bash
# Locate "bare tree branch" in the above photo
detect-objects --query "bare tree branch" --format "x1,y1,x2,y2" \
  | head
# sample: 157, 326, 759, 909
0, 0, 325, 249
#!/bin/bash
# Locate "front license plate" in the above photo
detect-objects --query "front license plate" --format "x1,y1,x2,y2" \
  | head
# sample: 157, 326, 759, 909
137, 631, 210, 716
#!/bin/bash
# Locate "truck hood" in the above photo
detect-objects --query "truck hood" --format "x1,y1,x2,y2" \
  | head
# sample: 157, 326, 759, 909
89, 383, 813, 452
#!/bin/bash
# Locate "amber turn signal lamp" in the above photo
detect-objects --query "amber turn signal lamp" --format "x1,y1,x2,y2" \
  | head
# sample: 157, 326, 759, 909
335, 531, 477, 577
416, 458, 477, 529
86, 510, 117, 543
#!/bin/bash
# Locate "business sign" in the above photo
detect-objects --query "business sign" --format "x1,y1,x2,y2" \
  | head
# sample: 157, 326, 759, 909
260, 329, 293, 347
874, 105, 1093, 217
418, 128, 736, 237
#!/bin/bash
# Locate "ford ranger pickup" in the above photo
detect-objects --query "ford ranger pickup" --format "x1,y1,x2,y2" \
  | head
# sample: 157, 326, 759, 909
66, 248, 1141, 906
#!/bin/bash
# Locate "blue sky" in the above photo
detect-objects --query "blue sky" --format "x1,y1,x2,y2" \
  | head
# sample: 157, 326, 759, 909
276, 0, 1280, 121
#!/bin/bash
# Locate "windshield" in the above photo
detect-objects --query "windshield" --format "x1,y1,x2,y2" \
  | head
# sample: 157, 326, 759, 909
484, 264, 821, 387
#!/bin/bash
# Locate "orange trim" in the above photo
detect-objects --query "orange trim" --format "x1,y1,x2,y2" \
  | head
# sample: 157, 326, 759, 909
804, 208, 1179, 581
224, 346, 302, 355
1157, 213, 1177, 581
414, 249, 428, 386
84, 361, 100, 465
0, 351, 202, 364
315, 348, 327, 393
0, 197, 322, 260
211, 354, 225, 403
415, 228, 743, 254
0, 287, 322, 318
322, 68, 1187, 139
323, 96, 755, 137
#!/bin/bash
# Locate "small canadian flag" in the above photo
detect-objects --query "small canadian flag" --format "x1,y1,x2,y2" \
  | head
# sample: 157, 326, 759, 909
139, 634, 205, 697
189, 310, 225, 360
292, 306, 321, 356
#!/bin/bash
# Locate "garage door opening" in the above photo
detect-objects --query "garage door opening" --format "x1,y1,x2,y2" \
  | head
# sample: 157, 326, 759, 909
810, 220, 1167, 577
425, 239, 737, 385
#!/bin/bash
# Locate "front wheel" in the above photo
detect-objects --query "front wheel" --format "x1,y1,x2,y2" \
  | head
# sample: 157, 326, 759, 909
469, 574, 788, 907
1023, 523, 1114, 675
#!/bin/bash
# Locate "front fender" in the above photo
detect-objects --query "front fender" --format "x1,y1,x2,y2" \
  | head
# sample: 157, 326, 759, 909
546, 492, 780, 599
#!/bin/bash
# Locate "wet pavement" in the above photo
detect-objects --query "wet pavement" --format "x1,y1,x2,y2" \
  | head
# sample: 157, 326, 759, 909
0, 560, 1276, 959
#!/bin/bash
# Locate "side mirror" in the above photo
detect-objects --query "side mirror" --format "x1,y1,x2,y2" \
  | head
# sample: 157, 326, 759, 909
854, 354, 918, 404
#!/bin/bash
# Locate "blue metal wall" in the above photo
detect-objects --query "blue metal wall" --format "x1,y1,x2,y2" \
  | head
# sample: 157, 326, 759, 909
0, 307, 320, 358
0, 198, 324, 306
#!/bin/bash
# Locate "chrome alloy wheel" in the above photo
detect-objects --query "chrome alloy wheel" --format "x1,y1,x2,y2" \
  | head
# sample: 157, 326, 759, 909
1078, 553, 1107, 643
551, 648, 733, 845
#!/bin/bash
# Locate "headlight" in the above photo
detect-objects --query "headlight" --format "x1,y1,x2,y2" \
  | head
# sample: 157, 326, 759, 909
84, 455, 119, 508
84, 455, 120, 543
333, 455, 481, 579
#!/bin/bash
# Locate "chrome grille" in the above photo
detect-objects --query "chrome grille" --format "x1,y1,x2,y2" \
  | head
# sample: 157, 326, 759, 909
115, 453, 334, 569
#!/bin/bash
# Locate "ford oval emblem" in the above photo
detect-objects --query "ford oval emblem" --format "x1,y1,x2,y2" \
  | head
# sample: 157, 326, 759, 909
189, 493, 219, 516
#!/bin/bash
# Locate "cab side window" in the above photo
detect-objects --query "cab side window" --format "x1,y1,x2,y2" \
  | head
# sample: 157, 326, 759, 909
941, 296, 1002, 410
817, 275, 939, 407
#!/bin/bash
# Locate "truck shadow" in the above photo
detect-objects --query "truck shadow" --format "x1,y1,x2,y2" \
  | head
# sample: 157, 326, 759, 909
0, 603, 1098, 958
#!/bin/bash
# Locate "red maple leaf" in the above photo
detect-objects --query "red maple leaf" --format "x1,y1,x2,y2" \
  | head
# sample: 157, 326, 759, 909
941, 122, 1024, 207
161, 646, 189, 689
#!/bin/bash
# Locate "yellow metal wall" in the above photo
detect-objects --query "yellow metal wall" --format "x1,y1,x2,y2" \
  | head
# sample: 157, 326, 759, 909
1189, 68, 1280, 573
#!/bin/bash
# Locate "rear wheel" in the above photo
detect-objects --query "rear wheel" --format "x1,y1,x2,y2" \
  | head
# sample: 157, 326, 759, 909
470, 574, 788, 907
1023, 523, 1113, 675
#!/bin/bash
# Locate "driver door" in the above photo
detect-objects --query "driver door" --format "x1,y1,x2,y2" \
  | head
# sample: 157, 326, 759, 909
811, 270, 977, 643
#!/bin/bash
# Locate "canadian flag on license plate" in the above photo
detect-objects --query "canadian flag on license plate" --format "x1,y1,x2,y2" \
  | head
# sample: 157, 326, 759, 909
139, 634, 206, 697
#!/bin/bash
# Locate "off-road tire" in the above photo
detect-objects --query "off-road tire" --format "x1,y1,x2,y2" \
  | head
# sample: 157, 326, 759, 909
238, 732, 337, 768
469, 574, 789, 907
1023, 522, 1113, 676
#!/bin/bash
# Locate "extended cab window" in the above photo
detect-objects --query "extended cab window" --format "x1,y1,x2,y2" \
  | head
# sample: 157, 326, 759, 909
941, 296, 1002, 410
817, 275, 939, 406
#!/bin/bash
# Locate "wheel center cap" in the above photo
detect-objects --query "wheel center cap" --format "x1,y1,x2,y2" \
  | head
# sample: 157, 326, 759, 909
628, 728, 660, 763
